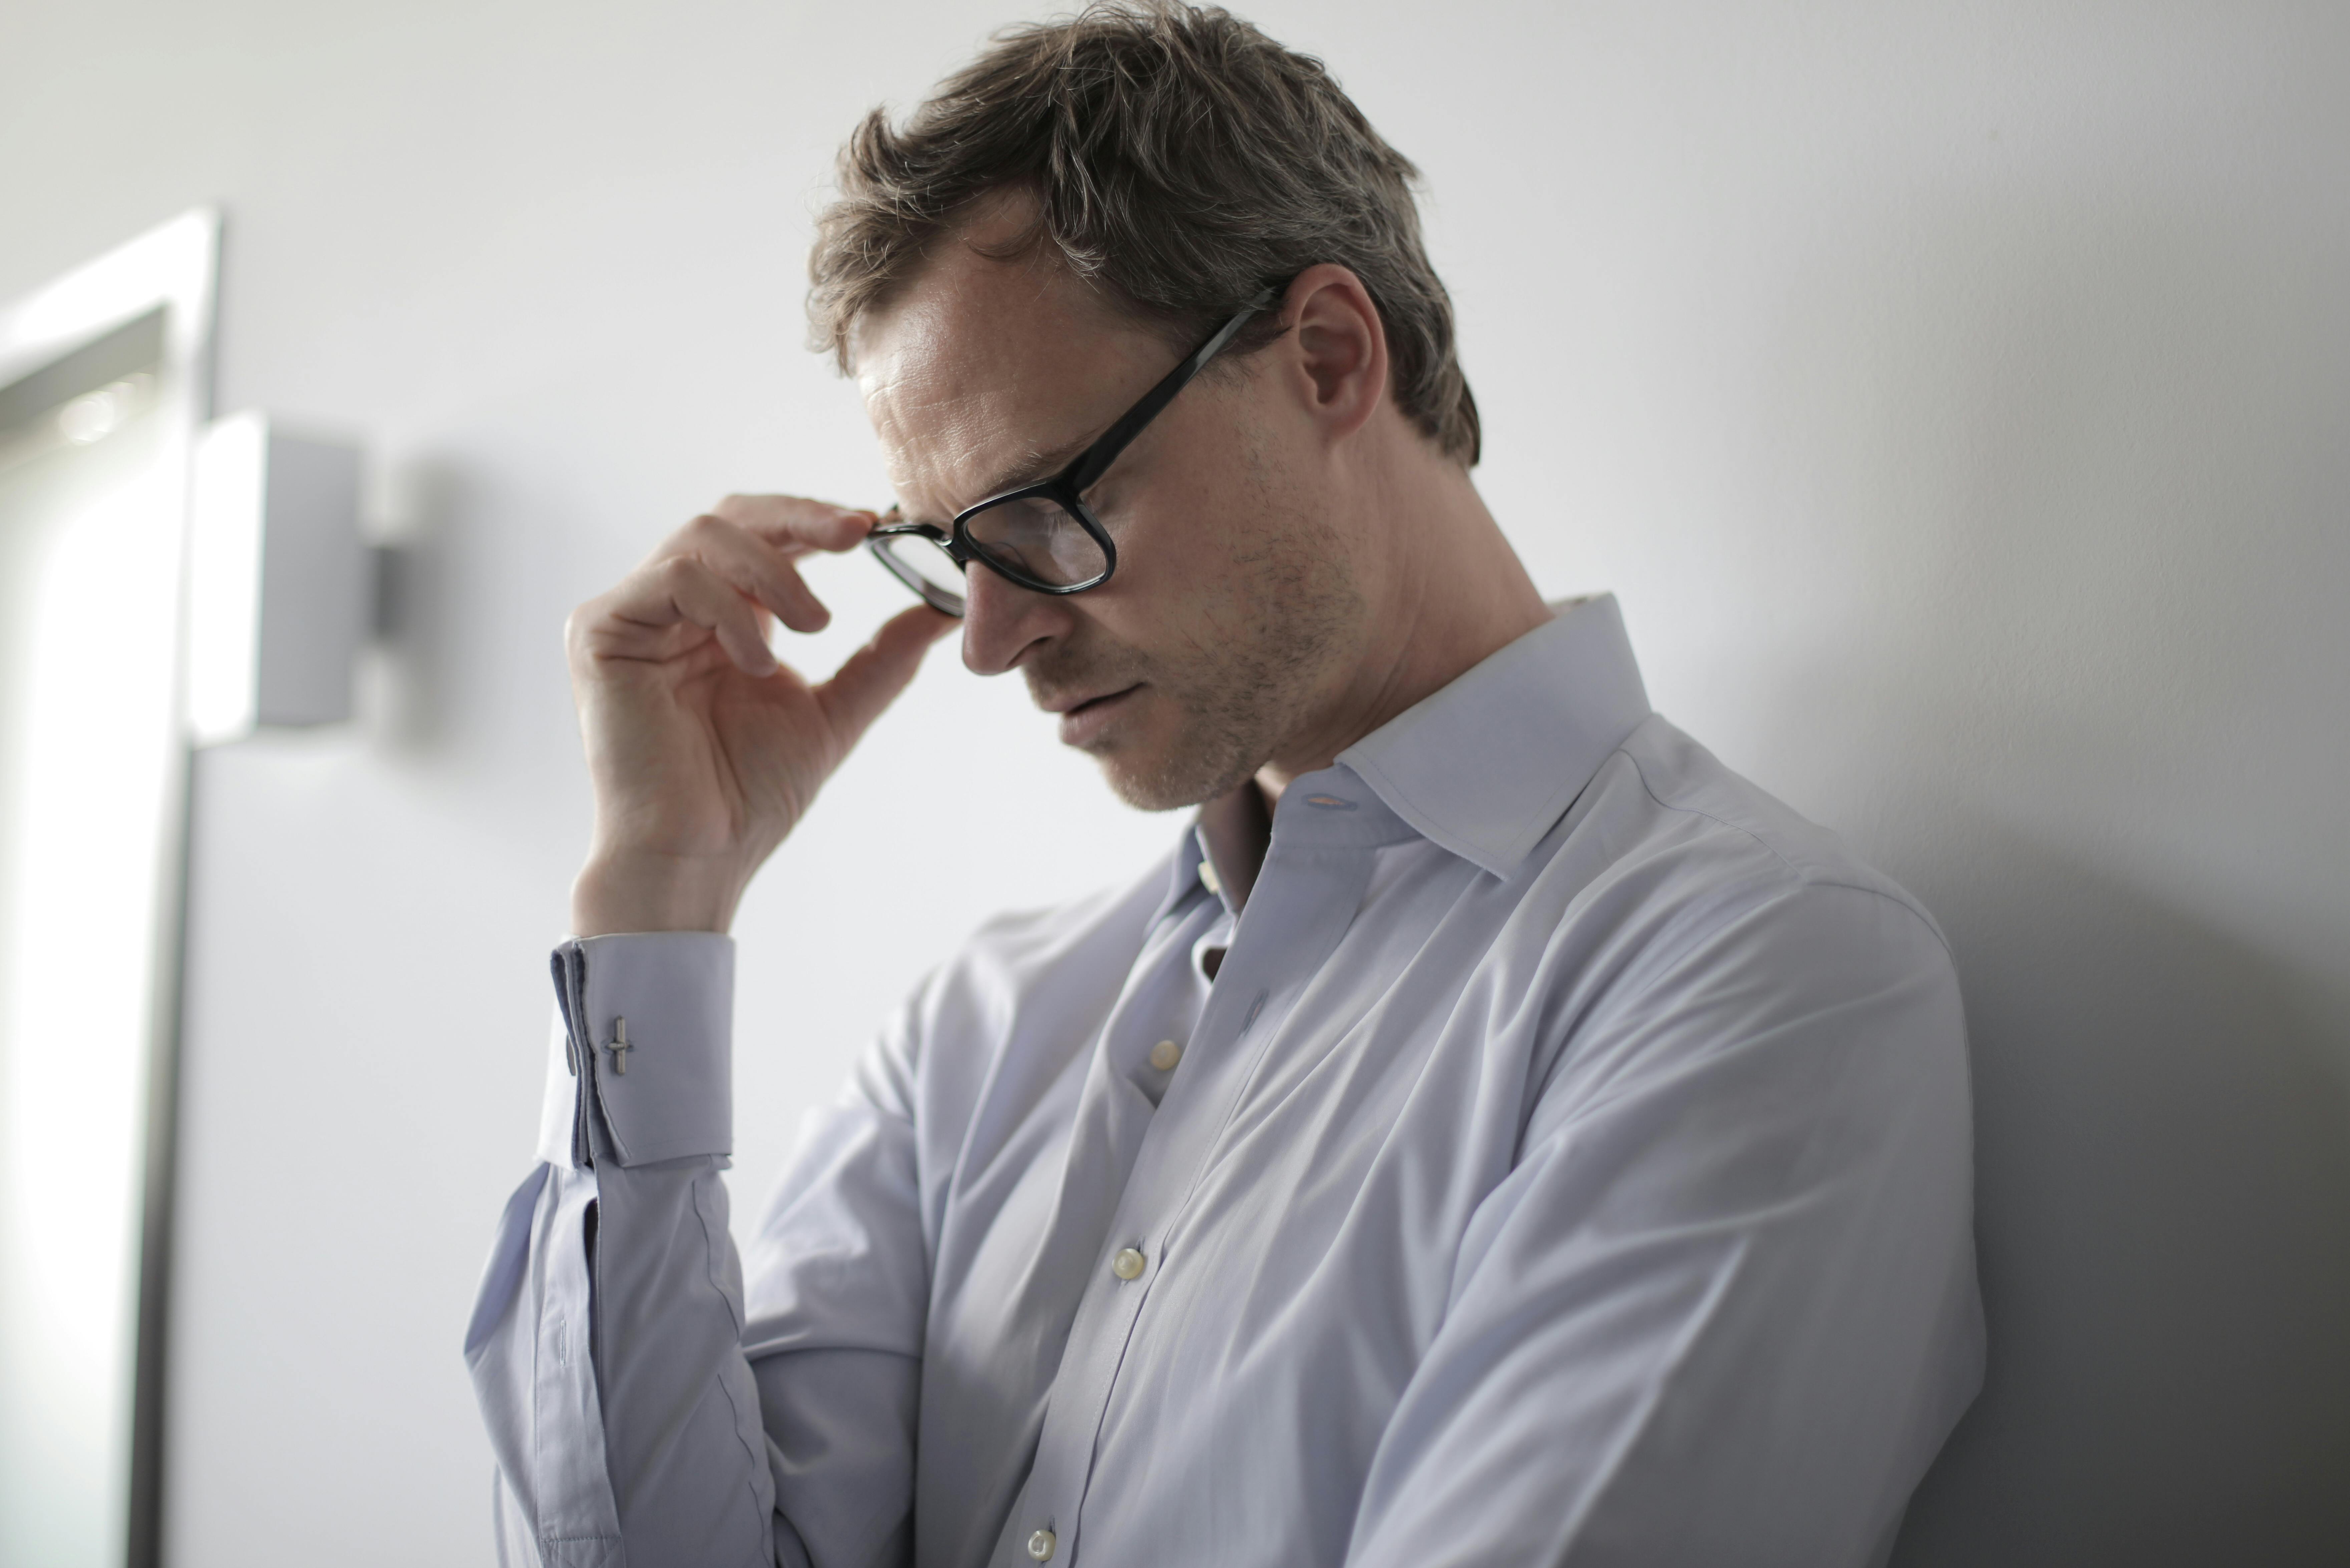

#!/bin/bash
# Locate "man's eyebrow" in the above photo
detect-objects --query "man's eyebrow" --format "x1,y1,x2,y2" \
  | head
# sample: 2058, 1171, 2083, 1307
964, 433, 1093, 511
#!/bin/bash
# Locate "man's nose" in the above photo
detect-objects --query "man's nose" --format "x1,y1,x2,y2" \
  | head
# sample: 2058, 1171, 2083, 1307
959, 563, 1070, 675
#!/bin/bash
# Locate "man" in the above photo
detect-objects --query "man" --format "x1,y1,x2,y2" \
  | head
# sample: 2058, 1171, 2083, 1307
466, 5, 1983, 1565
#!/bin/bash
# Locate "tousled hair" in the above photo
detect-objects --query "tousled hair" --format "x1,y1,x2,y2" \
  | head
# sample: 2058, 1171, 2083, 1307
807, 1, 1479, 464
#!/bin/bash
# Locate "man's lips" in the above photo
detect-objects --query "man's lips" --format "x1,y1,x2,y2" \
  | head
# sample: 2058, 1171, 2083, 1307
1051, 683, 1144, 746
1040, 682, 1142, 716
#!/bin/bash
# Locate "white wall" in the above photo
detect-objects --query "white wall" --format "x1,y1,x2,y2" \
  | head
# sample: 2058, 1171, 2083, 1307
3, 2, 2345, 1562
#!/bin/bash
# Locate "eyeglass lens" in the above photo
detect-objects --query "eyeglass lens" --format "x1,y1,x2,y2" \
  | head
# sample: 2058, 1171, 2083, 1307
872, 531, 969, 614
964, 494, 1108, 588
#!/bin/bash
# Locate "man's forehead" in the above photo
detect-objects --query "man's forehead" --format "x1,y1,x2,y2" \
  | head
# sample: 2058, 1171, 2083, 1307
853, 244, 1169, 511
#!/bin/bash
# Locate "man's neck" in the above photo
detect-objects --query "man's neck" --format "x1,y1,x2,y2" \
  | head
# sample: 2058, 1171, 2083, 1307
1196, 778, 1273, 914
1201, 456, 1551, 907
1258, 457, 1551, 804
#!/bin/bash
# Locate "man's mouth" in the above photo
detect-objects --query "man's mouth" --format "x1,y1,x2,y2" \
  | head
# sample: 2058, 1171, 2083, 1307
1053, 684, 1144, 747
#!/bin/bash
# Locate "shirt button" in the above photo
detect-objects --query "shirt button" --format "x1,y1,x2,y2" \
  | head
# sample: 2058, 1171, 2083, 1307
1027, 1528, 1056, 1561
1149, 1039, 1183, 1071
1111, 1247, 1147, 1281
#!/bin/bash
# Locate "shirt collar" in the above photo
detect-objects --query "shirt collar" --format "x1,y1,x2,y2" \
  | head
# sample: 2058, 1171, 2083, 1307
1153, 593, 1653, 925
1335, 593, 1651, 878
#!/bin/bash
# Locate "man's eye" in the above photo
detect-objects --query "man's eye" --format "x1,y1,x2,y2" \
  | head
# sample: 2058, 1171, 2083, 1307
1083, 479, 1136, 530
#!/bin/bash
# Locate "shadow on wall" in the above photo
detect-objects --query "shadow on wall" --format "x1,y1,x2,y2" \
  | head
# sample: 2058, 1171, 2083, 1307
364, 455, 467, 756
1891, 823, 2350, 1567
1703, 162, 2350, 1566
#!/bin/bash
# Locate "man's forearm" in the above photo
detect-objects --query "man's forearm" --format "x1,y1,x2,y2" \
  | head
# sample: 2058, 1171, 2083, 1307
466, 935, 779, 1564
467, 1152, 780, 1566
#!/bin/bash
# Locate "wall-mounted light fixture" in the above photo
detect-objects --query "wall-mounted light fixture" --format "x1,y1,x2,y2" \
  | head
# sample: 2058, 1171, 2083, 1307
186, 412, 369, 745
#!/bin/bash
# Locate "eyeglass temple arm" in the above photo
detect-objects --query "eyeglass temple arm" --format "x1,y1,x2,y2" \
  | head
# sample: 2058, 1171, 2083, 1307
1062, 288, 1279, 495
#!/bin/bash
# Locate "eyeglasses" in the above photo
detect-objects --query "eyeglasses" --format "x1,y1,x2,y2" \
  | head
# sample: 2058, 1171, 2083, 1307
866, 289, 1276, 618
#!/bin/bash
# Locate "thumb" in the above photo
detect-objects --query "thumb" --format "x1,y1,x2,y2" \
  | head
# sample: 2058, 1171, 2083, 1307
811, 604, 958, 753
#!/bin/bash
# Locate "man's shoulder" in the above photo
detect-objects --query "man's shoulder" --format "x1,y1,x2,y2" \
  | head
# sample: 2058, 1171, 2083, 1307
1570, 715, 1950, 961
914, 846, 1180, 1020
856, 847, 1180, 1122
1520, 717, 1967, 1136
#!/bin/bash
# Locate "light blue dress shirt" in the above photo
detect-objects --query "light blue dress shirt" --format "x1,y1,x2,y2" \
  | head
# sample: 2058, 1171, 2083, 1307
466, 595, 1983, 1568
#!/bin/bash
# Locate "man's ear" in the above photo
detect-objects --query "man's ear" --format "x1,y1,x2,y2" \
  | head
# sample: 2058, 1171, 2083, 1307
1279, 264, 1389, 443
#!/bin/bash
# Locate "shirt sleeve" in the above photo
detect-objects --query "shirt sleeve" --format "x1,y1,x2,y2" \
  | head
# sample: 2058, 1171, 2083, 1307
1342, 881, 1986, 1568
462, 932, 926, 1568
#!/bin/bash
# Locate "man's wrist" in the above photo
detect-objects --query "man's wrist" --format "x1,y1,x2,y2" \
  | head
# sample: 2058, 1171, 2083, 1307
571, 850, 745, 936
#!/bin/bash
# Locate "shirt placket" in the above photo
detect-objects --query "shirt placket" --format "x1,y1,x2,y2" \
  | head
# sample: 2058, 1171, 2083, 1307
992, 781, 1393, 1567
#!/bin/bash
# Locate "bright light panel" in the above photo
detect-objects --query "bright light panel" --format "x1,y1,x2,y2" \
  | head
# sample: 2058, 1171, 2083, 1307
0, 411, 184, 1568
0, 207, 212, 1568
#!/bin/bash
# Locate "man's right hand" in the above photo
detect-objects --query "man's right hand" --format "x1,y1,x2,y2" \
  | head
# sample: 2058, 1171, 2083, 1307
565, 494, 956, 936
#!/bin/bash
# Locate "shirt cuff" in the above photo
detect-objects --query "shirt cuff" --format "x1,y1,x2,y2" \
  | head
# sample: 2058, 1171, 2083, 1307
536, 932, 734, 1169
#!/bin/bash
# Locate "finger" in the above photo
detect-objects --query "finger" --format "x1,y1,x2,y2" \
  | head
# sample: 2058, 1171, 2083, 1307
677, 513, 832, 634
610, 554, 779, 676
812, 604, 958, 750
710, 494, 878, 557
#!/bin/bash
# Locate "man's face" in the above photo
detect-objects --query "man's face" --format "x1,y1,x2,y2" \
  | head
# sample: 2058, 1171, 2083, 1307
856, 228, 1365, 810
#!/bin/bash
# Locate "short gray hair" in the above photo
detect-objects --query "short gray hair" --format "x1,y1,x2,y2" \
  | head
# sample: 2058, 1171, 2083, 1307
806, 1, 1480, 464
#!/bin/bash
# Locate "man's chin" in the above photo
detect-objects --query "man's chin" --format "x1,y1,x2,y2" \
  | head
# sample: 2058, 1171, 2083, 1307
1051, 682, 1258, 812
1085, 731, 1256, 815
1093, 759, 1192, 813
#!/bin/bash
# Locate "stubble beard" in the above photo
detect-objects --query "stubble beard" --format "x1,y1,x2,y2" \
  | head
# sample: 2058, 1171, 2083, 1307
1034, 503, 1364, 813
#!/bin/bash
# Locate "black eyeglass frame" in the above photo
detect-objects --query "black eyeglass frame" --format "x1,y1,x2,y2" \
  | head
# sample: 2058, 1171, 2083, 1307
866, 287, 1279, 617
